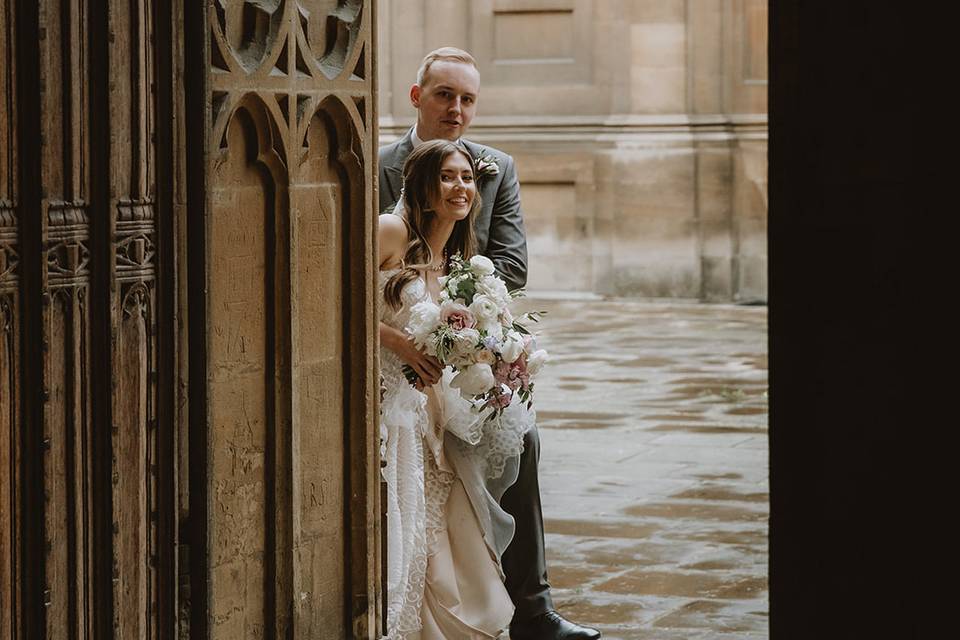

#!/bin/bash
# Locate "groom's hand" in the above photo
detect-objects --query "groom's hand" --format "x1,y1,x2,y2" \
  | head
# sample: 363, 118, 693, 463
380, 323, 443, 386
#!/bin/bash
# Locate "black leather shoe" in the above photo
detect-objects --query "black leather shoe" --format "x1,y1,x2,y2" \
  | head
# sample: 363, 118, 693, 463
510, 610, 601, 640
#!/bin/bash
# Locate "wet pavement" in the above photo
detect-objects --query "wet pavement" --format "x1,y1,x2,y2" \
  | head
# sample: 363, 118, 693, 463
515, 296, 768, 639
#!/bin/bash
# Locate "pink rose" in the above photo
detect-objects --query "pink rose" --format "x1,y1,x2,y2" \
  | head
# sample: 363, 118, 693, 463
440, 301, 475, 331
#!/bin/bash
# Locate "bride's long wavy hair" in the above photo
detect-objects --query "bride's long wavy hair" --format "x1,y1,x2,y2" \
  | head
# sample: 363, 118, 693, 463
384, 140, 480, 310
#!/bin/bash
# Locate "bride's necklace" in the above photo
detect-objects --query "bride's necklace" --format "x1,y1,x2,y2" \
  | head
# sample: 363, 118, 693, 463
427, 250, 447, 273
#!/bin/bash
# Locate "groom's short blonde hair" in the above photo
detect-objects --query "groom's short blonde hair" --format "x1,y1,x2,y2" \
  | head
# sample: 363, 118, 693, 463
416, 47, 479, 86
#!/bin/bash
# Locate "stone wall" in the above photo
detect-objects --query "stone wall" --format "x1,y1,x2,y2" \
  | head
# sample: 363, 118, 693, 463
378, 0, 767, 301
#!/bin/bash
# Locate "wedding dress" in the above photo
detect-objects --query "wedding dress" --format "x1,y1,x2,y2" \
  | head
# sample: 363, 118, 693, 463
379, 267, 535, 639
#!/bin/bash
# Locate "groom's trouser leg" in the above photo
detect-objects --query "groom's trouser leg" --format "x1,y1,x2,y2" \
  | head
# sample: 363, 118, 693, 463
501, 425, 554, 622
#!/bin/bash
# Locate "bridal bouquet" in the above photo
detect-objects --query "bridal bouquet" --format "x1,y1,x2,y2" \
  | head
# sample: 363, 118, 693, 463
404, 254, 548, 416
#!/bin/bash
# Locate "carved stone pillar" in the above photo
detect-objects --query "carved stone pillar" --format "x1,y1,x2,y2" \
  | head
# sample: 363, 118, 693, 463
186, 1, 380, 637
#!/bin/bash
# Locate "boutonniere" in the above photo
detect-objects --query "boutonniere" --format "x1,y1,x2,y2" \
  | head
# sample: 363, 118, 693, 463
475, 154, 500, 181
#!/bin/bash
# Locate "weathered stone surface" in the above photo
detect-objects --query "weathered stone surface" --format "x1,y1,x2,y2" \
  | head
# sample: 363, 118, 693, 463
378, 1, 768, 301
511, 296, 768, 639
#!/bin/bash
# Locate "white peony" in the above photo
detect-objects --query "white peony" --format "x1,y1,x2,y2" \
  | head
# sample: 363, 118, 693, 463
450, 363, 496, 396
527, 349, 549, 376
476, 275, 510, 306
482, 320, 504, 341
407, 301, 441, 352
469, 255, 496, 276
500, 331, 525, 364
469, 294, 500, 323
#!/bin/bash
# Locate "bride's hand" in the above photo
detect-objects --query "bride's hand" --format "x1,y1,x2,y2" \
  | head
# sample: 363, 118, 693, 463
380, 322, 443, 386
397, 336, 442, 387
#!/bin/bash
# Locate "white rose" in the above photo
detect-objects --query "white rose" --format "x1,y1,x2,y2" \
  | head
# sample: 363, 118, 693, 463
475, 349, 496, 365
500, 332, 525, 364
469, 294, 500, 323
448, 328, 481, 367
527, 349, 549, 376
469, 255, 495, 276
450, 363, 495, 396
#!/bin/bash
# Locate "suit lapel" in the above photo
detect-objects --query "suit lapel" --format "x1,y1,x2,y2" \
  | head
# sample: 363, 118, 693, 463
383, 129, 414, 207
459, 139, 495, 251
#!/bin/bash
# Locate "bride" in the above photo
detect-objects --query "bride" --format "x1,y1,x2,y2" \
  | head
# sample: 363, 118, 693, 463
378, 139, 534, 638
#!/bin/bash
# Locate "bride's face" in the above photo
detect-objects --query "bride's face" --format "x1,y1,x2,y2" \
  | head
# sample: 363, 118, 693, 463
431, 152, 476, 223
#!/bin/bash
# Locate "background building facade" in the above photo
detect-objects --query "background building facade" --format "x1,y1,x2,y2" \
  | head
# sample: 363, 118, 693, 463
378, 0, 768, 301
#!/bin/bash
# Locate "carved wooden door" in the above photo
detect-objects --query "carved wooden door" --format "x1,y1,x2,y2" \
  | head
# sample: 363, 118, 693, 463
1, 0, 379, 638
185, 1, 380, 638
2, 0, 178, 637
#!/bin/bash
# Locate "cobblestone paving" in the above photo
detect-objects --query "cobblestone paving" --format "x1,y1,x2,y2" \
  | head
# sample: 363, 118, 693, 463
516, 297, 768, 639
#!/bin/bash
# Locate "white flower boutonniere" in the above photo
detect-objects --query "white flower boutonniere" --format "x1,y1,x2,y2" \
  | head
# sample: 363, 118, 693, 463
475, 154, 500, 181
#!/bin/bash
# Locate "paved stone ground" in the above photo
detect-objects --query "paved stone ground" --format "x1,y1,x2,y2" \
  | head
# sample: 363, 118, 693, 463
514, 297, 768, 640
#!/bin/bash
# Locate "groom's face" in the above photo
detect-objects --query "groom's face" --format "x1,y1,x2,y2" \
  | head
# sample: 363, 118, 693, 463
410, 61, 480, 142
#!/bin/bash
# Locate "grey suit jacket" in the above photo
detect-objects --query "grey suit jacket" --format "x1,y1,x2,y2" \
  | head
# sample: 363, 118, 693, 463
378, 128, 528, 290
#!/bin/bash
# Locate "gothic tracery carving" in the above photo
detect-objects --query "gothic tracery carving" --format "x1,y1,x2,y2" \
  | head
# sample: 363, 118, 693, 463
210, 0, 370, 167
214, 0, 286, 73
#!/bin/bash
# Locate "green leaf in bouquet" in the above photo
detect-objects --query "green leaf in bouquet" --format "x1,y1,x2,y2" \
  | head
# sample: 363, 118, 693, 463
401, 364, 422, 387
435, 327, 455, 363
457, 278, 476, 302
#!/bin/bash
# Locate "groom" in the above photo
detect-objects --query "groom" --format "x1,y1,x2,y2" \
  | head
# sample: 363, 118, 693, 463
378, 47, 601, 640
